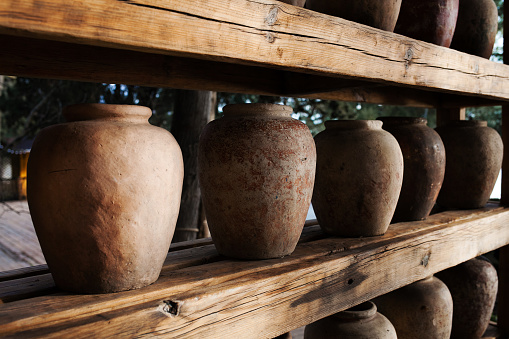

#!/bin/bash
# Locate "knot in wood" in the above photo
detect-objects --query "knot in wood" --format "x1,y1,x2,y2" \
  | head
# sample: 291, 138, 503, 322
266, 32, 276, 43
404, 48, 413, 61
265, 7, 279, 26
161, 300, 181, 317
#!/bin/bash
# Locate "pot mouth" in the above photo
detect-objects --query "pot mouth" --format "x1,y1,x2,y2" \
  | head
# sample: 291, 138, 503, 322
325, 120, 382, 130
377, 117, 427, 125
222, 103, 293, 118
63, 103, 152, 122
442, 120, 488, 127
333, 301, 377, 320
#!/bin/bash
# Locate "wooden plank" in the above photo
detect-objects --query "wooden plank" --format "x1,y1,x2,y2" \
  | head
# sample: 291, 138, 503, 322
1, 0, 509, 101
0, 206, 508, 338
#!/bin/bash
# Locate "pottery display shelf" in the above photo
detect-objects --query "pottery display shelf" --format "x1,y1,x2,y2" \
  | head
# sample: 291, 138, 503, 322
2, 0, 509, 337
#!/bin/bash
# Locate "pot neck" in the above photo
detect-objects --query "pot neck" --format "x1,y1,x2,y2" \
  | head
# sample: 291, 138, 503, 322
332, 301, 377, 321
325, 120, 382, 130
63, 104, 152, 123
222, 103, 293, 118
377, 117, 427, 126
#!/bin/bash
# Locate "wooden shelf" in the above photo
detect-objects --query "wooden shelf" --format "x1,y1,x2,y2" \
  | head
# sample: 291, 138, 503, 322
1, 205, 509, 337
1, 0, 509, 107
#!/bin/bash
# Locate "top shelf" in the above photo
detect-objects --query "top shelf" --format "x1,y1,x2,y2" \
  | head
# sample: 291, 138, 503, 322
1, 0, 509, 107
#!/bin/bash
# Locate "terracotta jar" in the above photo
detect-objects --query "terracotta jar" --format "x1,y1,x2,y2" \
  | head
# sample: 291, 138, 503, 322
394, 0, 459, 47
374, 276, 453, 339
378, 117, 445, 222
312, 120, 403, 237
27, 104, 184, 293
435, 257, 498, 339
305, 0, 402, 32
436, 120, 503, 209
450, 0, 498, 58
198, 104, 316, 260
304, 301, 397, 338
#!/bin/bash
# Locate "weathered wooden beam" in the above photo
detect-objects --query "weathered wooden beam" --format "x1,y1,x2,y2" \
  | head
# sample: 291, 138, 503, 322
1, 206, 508, 338
1, 0, 509, 101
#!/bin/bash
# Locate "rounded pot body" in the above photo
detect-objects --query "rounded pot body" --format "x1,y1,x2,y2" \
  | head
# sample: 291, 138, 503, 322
198, 104, 316, 259
312, 120, 403, 237
450, 0, 498, 58
374, 276, 453, 339
435, 257, 498, 339
394, 0, 458, 47
27, 104, 184, 293
378, 117, 445, 222
305, 0, 402, 32
436, 120, 503, 209
304, 301, 397, 339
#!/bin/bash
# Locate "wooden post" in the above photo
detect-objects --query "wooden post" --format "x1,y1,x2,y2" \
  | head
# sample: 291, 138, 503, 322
497, 0, 509, 333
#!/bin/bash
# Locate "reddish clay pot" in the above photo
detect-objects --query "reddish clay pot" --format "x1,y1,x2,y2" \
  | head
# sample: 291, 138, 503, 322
378, 117, 445, 222
435, 257, 498, 339
305, 0, 402, 32
394, 0, 459, 47
304, 301, 397, 339
450, 0, 498, 58
279, 0, 306, 6
436, 120, 503, 209
312, 120, 403, 237
27, 104, 184, 293
198, 104, 316, 260
374, 276, 453, 339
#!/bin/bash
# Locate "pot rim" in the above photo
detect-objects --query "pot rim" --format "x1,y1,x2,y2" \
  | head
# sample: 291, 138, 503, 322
442, 120, 488, 127
377, 116, 427, 125
333, 301, 377, 320
222, 103, 293, 118
63, 103, 152, 122
325, 120, 382, 130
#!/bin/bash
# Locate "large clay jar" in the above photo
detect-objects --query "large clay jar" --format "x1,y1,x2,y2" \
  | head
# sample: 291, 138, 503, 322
436, 120, 503, 209
312, 120, 403, 237
374, 276, 453, 339
394, 0, 459, 47
450, 0, 498, 58
305, 0, 402, 32
27, 104, 184, 293
378, 117, 445, 222
198, 104, 316, 260
435, 257, 498, 339
304, 301, 397, 339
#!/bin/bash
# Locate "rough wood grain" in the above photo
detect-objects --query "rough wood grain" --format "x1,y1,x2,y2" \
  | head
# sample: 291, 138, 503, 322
1, 0, 509, 101
0, 206, 508, 338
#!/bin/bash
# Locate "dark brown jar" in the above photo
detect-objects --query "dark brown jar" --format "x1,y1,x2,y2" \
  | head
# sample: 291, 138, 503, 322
198, 104, 316, 259
378, 117, 445, 222
435, 257, 498, 339
312, 120, 403, 237
436, 120, 502, 209
394, 0, 459, 47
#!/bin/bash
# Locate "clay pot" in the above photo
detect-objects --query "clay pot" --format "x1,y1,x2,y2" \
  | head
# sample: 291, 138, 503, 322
435, 257, 498, 339
374, 276, 453, 339
436, 120, 503, 209
198, 104, 316, 259
378, 117, 445, 222
312, 120, 403, 237
450, 0, 498, 58
305, 0, 402, 32
27, 104, 184, 293
279, 0, 306, 7
304, 301, 397, 338
394, 0, 459, 47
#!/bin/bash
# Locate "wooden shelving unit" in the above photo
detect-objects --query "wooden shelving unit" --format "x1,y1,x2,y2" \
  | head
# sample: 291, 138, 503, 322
1, 0, 509, 337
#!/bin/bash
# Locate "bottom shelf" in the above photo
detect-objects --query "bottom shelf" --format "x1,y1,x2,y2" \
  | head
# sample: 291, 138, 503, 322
1, 205, 509, 338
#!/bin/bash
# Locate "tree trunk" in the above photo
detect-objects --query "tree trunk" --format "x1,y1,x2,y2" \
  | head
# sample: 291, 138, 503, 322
171, 90, 215, 242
